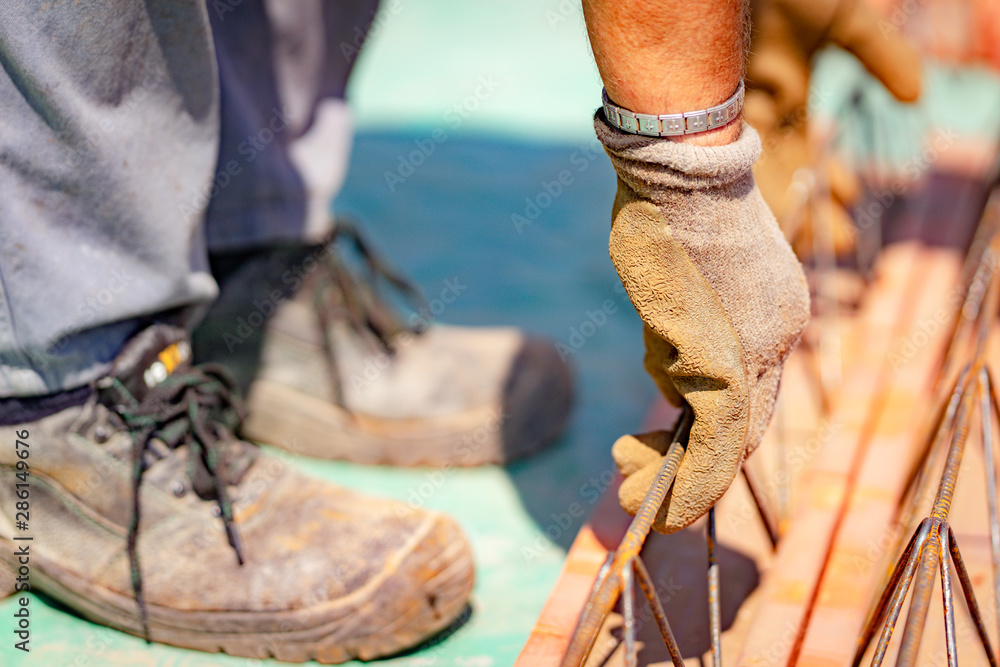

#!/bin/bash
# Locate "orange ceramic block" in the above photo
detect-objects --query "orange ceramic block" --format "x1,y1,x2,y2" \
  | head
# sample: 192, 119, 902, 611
738, 244, 933, 666
796, 249, 963, 666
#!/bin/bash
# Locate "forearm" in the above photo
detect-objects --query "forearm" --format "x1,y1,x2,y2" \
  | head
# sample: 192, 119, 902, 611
583, 0, 748, 146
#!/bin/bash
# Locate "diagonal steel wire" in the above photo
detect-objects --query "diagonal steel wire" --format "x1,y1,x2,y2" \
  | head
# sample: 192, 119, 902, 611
560, 408, 693, 667
561, 405, 751, 667
854, 229, 1000, 666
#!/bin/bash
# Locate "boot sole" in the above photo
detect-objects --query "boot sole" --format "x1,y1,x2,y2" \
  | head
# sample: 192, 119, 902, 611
1, 513, 473, 663
243, 379, 510, 465
243, 339, 574, 466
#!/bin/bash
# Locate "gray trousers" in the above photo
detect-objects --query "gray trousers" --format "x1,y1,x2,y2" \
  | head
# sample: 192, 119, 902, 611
0, 0, 377, 397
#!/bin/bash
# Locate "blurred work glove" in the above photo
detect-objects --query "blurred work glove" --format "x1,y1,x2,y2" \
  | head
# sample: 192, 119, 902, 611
747, 0, 922, 257
596, 119, 810, 534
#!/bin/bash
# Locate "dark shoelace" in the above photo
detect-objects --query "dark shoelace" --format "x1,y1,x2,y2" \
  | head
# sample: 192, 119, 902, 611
97, 364, 248, 640
317, 219, 430, 353
311, 220, 432, 405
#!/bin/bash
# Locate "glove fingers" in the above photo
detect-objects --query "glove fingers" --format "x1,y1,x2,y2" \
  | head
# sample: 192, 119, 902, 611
643, 325, 684, 407
618, 461, 661, 521
618, 430, 744, 536
612, 430, 675, 476
657, 401, 746, 533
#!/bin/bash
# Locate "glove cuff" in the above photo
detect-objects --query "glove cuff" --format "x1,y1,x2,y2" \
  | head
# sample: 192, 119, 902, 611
594, 112, 761, 201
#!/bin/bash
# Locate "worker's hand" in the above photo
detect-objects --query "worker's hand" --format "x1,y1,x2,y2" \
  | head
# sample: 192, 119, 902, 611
597, 118, 810, 534
747, 0, 922, 257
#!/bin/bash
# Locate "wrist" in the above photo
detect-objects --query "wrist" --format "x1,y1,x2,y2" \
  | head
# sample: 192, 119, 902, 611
601, 81, 744, 147
678, 118, 741, 146
594, 116, 760, 201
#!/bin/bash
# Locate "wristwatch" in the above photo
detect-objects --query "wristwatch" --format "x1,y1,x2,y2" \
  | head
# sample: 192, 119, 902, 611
601, 81, 744, 137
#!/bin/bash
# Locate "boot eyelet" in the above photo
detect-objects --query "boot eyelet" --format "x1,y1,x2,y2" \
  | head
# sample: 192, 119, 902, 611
93, 425, 110, 444
171, 481, 188, 497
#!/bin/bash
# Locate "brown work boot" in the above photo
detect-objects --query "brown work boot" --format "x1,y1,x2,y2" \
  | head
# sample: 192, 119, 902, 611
195, 221, 573, 466
0, 325, 473, 663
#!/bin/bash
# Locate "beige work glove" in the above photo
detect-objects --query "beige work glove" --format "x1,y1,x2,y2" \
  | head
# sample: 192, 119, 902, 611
597, 117, 810, 534
747, 0, 922, 258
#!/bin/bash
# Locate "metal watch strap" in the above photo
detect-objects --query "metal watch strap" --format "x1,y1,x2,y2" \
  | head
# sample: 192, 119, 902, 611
601, 80, 744, 137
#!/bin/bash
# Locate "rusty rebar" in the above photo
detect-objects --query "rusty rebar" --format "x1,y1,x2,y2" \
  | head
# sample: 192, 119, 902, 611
621, 561, 637, 667
853, 519, 932, 667
946, 526, 999, 667
935, 245, 994, 392
855, 364, 967, 645
741, 464, 780, 549
982, 368, 1000, 645
902, 244, 998, 529
708, 507, 722, 666
939, 528, 958, 667
868, 520, 934, 667
560, 408, 693, 667
895, 527, 941, 667
860, 234, 1000, 666
935, 217, 999, 391
633, 557, 685, 667
857, 365, 967, 651
898, 367, 968, 534
895, 367, 980, 667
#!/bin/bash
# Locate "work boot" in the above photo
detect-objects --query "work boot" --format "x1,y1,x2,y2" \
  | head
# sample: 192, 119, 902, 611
194, 220, 574, 466
0, 325, 474, 663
